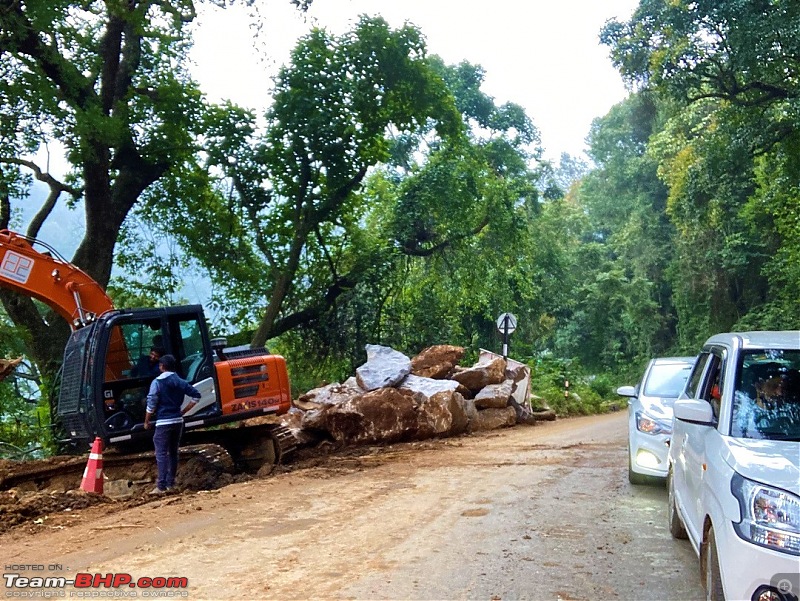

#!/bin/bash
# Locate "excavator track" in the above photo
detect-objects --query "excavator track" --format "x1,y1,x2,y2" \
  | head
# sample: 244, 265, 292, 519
183, 423, 297, 473
0, 445, 232, 493
0, 424, 296, 494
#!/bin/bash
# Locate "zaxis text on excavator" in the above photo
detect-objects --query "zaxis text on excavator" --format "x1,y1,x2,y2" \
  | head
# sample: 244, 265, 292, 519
0, 229, 295, 472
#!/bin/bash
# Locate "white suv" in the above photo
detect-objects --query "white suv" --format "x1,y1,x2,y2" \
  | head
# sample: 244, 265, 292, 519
668, 331, 800, 601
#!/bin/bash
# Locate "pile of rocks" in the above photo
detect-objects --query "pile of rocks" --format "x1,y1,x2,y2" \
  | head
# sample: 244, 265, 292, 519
283, 344, 551, 447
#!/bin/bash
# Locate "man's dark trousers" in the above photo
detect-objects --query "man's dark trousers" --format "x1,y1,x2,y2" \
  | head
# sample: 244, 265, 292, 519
153, 422, 183, 490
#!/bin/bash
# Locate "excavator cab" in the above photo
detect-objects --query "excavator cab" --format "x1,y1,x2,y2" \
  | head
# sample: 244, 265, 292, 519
58, 305, 221, 447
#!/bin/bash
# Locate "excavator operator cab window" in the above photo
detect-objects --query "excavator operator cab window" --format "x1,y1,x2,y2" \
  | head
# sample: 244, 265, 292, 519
101, 319, 165, 433
169, 316, 213, 384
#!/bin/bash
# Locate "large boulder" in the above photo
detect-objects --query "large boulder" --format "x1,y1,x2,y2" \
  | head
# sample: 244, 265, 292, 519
400, 375, 468, 438
410, 345, 465, 379
294, 378, 362, 411
318, 388, 418, 445
399, 374, 459, 396
469, 406, 517, 432
473, 379, 514, 410
445, 392, 472, 435
451, 357, 507, 391
356, 345, 412, 391
299, 407, 328, 432
415, 391, 456, 438
280, 409, 321, 446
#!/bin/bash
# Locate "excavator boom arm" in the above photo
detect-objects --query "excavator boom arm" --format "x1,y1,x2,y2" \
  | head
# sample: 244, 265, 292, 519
0, 230, 115, 329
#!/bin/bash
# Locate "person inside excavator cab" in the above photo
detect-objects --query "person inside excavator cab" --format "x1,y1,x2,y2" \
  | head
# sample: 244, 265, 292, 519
132, 345, 164, 377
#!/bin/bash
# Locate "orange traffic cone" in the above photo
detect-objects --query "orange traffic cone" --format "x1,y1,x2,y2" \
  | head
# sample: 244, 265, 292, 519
80, 437, 104, 494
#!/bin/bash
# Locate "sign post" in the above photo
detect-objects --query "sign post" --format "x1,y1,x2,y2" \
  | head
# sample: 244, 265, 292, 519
496, 312, 517, 359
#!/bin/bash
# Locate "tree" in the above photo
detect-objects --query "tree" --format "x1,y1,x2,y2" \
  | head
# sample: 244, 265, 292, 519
127, 26, 551, 378
369, 58, 545, 358
137, 17, 465, 350
600, 0, 800, 341
575, 93, 678, 360
0, 0, 309, 376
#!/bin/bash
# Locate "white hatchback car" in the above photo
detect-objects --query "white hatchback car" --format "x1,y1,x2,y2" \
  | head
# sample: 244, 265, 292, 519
668, 331, 800, 601
617, 356, 695, 484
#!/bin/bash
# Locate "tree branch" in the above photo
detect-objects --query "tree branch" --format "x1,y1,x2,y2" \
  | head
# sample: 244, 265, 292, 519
5, 1, 94, 108
232, 171, 277, 267
400, 212, 491, 257
269, 271, 360, 336
314, 225, 339, 280
0, 157, 82, 238
156, 0, 198, 24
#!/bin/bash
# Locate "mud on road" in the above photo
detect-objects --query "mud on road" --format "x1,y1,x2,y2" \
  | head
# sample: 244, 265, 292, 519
0, 412, 703, 600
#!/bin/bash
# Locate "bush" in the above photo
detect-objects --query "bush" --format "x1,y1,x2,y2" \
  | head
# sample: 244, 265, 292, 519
526, 354, 624, 417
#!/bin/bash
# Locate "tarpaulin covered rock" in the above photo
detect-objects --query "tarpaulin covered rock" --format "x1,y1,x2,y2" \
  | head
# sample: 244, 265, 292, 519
356, 345, 412, 391
410, 345, 465, 379
451, 357, 506, 391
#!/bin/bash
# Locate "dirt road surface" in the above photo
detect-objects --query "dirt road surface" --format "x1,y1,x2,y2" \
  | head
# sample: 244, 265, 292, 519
1, 412, 703, 600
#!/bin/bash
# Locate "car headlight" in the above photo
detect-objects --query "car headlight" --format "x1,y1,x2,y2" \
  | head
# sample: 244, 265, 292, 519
731, 473, 800, 555
635, 411, 672, 435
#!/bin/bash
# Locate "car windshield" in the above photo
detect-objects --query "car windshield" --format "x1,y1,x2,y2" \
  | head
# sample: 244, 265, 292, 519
643, 362, 693, 398
731, 349, 800, 441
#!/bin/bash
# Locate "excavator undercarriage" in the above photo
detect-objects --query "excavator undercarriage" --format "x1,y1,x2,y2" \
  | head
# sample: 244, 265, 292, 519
0, 423, 297, 496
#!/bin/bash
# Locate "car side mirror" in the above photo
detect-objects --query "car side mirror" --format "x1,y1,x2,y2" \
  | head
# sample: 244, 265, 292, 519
673, 398, 714, 426
616, 385, 636, 397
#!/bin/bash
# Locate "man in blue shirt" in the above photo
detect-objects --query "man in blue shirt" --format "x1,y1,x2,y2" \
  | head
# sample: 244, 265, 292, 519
143, 354, 202, 494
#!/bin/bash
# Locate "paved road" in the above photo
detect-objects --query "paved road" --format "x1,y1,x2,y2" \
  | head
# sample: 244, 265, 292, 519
1, 411, 704, 600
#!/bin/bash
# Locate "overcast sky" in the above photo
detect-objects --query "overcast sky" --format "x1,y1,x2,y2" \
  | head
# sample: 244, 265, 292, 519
190, 0, 640, 161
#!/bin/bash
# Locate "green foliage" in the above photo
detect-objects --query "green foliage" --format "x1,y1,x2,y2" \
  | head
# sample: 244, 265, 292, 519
0, 388, 53, 460
527, 355, 610, 417
0, 311, 53, 458
596, 1, 800, 356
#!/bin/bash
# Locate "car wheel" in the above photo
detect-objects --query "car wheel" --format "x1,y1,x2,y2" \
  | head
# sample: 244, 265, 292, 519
667, 468, 688, 539
628, 446, 649, 485
702, 525, 725, 601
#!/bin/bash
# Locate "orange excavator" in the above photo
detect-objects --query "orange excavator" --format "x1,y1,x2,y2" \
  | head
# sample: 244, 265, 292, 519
0, 230, 295, 470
